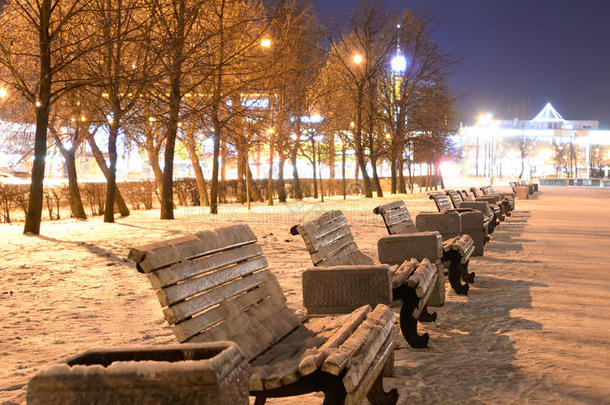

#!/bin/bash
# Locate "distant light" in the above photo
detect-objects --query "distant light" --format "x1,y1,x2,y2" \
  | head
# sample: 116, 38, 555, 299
177, 122, 183, 128
391, 53, 407, 73
35, 100, 41, 107
106, 114, 113, 124
353, 54, 363, 64
131, 63, 137, 69
477, 112, 493, 126
0, 88, 7, 99
80, 115, 86, 122
267, 127, 274, 134
149, 117, 156, 122
261, 38, 271, 48
349, 121, 355, 128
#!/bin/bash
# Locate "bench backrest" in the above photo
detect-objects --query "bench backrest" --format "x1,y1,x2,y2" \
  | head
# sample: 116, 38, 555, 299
445, 190, 464, 208
128, 224, 300, 361
373, 200, 417, 235
469, 187, 484, 198
481, 186, 494, 195
291, 210, 375, 266
429, 193, 454, 212
460, 190, 474, 201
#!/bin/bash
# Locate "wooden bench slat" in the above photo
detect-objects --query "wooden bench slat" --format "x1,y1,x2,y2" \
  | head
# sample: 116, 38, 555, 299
378, 200, 404, 212
390, 258, 419, 289
297, 305, 371, 376
406, 259, 437, 297
342, 309, 396, 392
163, 270, 272, 324
344, 327, 399, 405
129, 224, 257, 272
148, 244, 263, 289
321, 305, 395, 376
157, 256, 268, 306
173, 282, 283, 342
413, 273, 438, 319
311, 233, 356, 264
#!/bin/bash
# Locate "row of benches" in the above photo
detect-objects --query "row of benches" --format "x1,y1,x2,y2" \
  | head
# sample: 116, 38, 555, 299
510, 180, 538, 199
127, 184, 520, 404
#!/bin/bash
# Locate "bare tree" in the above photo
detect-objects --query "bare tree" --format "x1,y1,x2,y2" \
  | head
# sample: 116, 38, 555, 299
324, 0, 397, 197
0, 0, 96, 234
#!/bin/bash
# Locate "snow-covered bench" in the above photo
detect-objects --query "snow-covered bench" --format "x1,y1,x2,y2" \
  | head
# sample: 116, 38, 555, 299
478, 186, 515, 214
446, 189, 502, 228
129, 224, 399, 405
290, 210, 442, 348
510, 181, 535, 198
429, 192, 489, 256
374, 200, 475, 295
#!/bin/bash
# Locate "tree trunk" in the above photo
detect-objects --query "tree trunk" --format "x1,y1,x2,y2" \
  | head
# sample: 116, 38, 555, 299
160, 0, 185, 220
24, 2, 52, 235
182, 128, 209, 206
103, 120, 119, 222
328, 132, 335, 196
341, 141, 347, 199
86, 132, 130, 216
354, 88, 372, 198
277, 151, 286, 202
160, 79, 181, 219
290, 120, 302, 199
267, 130, 274, 206
64, 152, 87, 219
210, 118, 222, 214
237, 138, 247, 203
370, 155, 383, 197
399, 156, 407, 193
220, 139, 227, 203
247, 165, 262, 201
311, 138, 318, 199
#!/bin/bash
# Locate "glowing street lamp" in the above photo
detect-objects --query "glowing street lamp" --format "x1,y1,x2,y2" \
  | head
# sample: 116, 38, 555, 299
261, 38, 271, 48
477, 112, 493, 126
0, 87, 7, 99
352, 53, 363, 64
390, 53, 407, 73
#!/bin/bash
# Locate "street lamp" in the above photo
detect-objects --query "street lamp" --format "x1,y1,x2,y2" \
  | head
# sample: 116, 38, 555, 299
261, 38, 271, 48
390, 53, 407, 73
0, 87, 7, 99
352, 54, 363, 64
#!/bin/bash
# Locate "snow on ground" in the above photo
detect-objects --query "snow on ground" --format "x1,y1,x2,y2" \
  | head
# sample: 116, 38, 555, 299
1, 185, 609, 404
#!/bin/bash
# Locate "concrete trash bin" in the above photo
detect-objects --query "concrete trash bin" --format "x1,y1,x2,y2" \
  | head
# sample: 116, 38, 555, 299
27, 342, 249, 405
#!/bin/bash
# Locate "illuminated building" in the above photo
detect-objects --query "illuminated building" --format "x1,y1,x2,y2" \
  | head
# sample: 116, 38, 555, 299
458, 103, 610, 179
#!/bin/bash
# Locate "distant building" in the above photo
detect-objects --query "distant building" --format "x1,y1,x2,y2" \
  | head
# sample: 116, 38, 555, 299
458, 103, 610, 179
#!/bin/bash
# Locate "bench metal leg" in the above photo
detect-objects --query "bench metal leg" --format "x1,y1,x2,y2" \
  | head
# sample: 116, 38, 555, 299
321, 384, 347, 405
445, 253, 470, 295
254, 396, 266, 405
394, 286, 430, 348
448, 260, 469, 295
461, 261, 475, 284
418, 305, 437, 322
366, 372, 399, 405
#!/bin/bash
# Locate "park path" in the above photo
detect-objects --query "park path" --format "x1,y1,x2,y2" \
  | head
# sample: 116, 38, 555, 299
1, 186, 609, 404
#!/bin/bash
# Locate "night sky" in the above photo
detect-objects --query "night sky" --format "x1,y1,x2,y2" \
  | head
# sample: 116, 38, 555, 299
312, 0, 610, 127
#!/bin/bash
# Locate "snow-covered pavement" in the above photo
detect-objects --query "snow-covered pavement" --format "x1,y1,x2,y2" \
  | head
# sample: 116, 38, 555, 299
1, 186, 608, 404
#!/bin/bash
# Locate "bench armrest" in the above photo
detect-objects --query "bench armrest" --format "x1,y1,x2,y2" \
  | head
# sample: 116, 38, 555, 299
302, 265, 393, 315
415, 211, 462, 237
377, 232, 443, 265
458, 201, 491, 217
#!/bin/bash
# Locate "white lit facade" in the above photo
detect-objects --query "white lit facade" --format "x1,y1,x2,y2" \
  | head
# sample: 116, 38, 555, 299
458, 103, 610, 179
